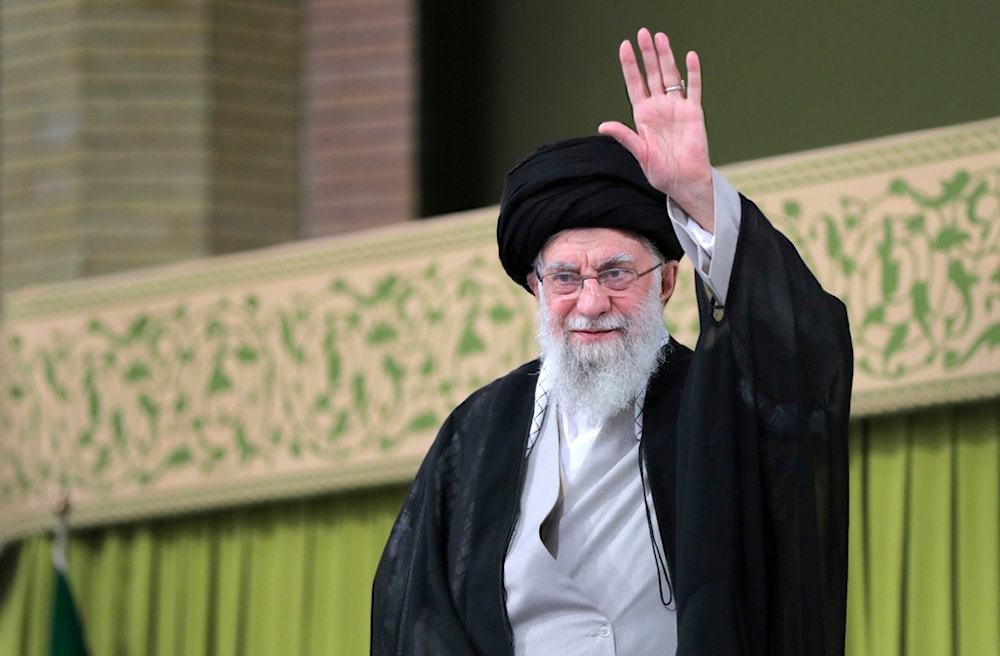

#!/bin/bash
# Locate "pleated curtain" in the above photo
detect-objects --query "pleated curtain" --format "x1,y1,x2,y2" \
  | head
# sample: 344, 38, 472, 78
0, 487, 407, 655
846, 400, 1000, 655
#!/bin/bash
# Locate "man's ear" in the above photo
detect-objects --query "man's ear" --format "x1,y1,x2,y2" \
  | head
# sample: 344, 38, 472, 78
527, 272, 539, 296
660, 261, 680, 304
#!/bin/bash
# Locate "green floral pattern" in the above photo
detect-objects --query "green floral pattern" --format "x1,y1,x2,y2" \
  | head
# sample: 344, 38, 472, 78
1, 255, 539, 503
767, 167, 1000, 379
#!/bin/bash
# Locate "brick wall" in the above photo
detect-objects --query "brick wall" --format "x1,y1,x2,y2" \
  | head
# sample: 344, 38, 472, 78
303, 0, 415, 236
1, 0, 413, 300
209, 0, 302, 253
1, 0, 85, 291
78, 0, 211, 275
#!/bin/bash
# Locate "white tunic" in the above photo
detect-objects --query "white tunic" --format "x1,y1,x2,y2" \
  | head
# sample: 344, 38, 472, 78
504, 399, 677, 655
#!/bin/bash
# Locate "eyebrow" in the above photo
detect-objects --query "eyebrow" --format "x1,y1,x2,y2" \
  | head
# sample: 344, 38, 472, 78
542, 252, 637, 273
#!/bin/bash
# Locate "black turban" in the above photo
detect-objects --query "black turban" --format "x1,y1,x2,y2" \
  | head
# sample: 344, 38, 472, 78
497, 135, 683, 293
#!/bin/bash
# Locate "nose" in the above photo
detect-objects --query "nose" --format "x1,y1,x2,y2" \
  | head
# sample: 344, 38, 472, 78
574, 278, 612, 318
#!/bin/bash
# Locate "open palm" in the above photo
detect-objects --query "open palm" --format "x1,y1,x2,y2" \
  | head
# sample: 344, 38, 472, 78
599, 29, 715, 229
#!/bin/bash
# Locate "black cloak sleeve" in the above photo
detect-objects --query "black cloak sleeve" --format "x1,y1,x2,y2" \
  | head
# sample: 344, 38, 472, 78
370, 362, 538, 656
673, 195, 853, 656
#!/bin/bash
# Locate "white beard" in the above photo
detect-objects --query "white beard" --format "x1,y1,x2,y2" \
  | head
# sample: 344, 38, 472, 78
537, 279, 669, 422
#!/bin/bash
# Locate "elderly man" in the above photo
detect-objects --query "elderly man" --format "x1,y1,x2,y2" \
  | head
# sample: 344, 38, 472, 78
371, 28, 852, 656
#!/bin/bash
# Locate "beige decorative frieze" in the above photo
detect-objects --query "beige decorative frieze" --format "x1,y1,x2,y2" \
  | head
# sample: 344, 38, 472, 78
2, 117, 998, 544
726, 118, 1000, 415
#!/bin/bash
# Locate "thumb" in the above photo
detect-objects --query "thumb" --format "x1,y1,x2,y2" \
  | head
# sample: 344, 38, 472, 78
597, 121, 642, 157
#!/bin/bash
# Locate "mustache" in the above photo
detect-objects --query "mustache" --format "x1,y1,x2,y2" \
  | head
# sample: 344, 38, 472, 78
563, 315, 629, 332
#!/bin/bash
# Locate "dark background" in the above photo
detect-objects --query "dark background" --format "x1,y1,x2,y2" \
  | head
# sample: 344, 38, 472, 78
419, 1, 1000, 216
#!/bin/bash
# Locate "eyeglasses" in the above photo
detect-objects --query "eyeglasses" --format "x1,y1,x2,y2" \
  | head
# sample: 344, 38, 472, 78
535, 262, 663, 296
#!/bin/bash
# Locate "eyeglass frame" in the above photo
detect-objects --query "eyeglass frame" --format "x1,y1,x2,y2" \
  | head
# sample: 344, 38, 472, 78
534, 261, 664, 296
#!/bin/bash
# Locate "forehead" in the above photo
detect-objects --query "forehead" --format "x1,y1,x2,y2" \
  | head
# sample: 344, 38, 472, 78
539, 227, 649, 265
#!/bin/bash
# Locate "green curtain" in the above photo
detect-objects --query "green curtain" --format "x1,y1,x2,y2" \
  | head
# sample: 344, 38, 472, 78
845, 399, 1000, 656
0, 486, 407, 656
2, 400, 998, 655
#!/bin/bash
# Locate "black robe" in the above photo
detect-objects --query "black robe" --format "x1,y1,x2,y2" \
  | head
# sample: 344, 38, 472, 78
371, 197, 853, 655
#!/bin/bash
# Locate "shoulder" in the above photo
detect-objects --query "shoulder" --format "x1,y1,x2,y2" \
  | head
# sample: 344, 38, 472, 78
422, 360, 539, 486
450, 359, 541, 423
659, 339, 693, 377
646, 339, 693, 400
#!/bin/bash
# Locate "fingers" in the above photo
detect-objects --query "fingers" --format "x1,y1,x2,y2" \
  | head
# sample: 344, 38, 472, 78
619, 28, 690, 100
637, 28, 663, 96
618, 38, 647, 107
633, 28, 682, 94
653, 32, 683, 90
685, 50, 702, 105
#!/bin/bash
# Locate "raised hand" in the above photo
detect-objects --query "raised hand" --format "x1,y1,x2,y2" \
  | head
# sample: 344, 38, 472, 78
599, 28, 715, 231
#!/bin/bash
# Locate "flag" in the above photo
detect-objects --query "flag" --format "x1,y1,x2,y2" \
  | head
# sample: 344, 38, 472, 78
50, 510, 90, 656
49, 568, 90, 656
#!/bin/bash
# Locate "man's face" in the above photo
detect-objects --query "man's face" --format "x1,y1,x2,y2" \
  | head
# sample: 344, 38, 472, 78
528, 228, 677, 351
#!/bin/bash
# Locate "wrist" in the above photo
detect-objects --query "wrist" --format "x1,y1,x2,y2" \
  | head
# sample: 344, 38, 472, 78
673, 175, 715, 233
